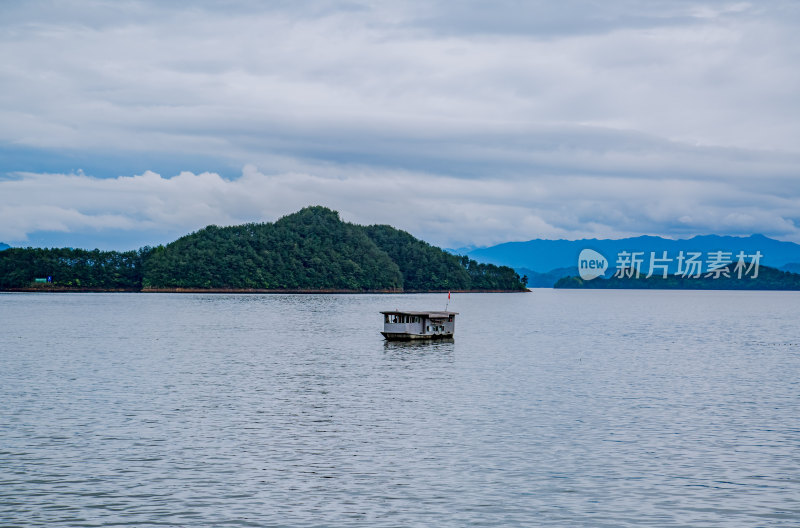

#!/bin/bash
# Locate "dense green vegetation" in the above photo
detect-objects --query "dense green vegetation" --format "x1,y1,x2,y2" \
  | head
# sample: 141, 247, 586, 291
554, 264, 800, 290
364, 224, 525, 291
143, 207, 403, 290
0, 247, 147, 290
364, 224, 470, 290
0, 206, 526, 291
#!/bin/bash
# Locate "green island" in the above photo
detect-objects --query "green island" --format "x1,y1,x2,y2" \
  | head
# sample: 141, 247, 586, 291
554, 264, 800, 290
0, 206, 527, 292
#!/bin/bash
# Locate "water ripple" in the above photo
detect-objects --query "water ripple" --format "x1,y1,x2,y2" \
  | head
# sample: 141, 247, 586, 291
1, 291, 799, 526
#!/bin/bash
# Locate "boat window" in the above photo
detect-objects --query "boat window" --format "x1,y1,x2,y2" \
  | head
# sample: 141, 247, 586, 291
384, 314, 389, 323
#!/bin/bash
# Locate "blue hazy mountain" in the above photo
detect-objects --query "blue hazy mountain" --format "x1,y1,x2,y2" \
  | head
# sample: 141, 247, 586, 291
0, 243, 9, 251
467, 234, 800, 274
517, 266, 579, 288
782, 262, 800, 274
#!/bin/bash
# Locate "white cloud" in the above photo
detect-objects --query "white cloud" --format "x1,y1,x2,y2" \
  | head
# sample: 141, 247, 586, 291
2, 0, 799, 155
1, 1, 799, 247
2, 165, 799, 250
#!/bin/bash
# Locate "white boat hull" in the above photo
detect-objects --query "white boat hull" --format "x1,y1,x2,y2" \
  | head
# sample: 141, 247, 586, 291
381, 331, 454, 341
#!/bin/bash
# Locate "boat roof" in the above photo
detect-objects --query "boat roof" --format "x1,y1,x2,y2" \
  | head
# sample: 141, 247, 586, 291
381, 310, 458, 317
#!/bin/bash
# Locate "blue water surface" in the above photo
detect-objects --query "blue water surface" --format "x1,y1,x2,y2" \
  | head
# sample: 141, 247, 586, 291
1, 290, 798, 526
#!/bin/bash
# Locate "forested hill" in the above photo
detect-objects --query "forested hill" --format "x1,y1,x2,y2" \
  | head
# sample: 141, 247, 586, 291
364, 224, 525, 291
0, 206, 526, 292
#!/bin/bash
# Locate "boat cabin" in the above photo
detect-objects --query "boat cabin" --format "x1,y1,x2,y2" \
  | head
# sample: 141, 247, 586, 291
380, 310, 458, 340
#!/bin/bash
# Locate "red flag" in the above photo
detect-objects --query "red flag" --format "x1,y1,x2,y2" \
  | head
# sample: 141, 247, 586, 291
448, 291, 451, 300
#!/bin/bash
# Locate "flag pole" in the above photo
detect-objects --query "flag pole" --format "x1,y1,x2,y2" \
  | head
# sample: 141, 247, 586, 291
445, 290, 450, 311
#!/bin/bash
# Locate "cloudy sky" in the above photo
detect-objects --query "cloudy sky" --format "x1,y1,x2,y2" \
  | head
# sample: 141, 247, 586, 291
1, 0, 799, 250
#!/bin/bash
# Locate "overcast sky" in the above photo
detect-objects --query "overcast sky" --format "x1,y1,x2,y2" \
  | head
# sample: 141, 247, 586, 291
1, 0, 799, 250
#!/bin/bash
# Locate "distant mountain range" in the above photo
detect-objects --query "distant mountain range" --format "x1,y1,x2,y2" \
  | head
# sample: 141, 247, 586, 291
0, 243, 9, 251
462, 234, 800, 287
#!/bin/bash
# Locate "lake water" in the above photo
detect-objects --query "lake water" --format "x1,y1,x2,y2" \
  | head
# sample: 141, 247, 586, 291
1, 290, 799, 527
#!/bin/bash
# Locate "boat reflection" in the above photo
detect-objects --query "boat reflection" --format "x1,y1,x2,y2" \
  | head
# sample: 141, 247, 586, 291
383, 337, 454, 351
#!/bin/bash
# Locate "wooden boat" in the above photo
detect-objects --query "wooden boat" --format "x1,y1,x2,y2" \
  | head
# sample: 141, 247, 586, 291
380, 310, 458, 340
